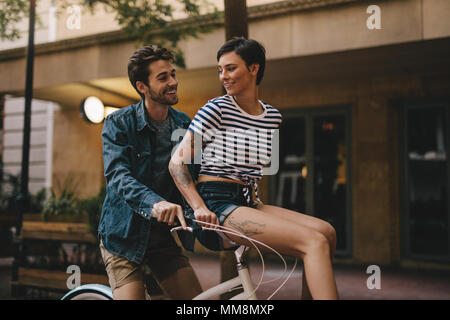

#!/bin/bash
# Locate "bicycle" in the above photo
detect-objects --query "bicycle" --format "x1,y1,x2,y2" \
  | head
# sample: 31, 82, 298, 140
61, 213, 297, 300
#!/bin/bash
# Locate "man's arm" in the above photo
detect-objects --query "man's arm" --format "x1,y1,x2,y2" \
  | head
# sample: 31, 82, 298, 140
102, 116, 186, 228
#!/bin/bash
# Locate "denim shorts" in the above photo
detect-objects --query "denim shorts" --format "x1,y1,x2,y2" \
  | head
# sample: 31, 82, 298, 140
196, 181, 257, 225
183, 181, 258, 251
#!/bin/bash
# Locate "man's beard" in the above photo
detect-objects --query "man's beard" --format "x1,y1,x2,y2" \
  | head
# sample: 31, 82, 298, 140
148, 86, 178, 106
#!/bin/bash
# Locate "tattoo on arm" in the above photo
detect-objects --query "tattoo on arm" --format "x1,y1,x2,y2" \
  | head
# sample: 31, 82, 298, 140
170, 133, 198, 188
227, 216, 266, 237
171, 162, 193, 187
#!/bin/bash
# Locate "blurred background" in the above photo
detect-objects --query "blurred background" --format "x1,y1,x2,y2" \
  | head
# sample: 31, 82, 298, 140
0, 0, 449, 299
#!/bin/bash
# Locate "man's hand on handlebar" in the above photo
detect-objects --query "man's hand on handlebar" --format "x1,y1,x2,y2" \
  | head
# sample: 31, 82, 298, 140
151, 200, 187, 230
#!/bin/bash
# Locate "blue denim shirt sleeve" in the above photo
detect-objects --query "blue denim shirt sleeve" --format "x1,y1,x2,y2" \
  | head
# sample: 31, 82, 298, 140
102, 116, 164, 220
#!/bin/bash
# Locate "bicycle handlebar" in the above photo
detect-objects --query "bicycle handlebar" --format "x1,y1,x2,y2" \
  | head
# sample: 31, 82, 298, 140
151, 208, 236, 246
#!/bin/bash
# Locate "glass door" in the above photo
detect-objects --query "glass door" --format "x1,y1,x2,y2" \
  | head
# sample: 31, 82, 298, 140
272, 106, 351, 256
275, 117, 307, 214
401, 103, 450, 260
313, 114, 349, 252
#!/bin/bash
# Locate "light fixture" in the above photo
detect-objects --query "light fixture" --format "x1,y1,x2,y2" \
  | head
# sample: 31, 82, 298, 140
80, 96, 105, 124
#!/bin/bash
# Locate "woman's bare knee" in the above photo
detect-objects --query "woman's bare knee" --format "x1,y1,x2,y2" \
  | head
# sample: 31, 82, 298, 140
285, 228, 329, 260
321, 222, 337, 246
300, 230, 331, 258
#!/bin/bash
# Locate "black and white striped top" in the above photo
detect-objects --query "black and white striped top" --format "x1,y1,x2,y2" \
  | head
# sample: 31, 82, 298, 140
188, 95, 282, 187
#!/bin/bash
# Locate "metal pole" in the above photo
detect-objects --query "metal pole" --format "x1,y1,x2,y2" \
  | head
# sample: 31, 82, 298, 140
12, 0, 36, 297
20, 0, 36, 226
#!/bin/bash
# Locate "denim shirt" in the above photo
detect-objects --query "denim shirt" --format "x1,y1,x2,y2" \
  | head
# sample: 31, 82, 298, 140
98, 100, 197, 264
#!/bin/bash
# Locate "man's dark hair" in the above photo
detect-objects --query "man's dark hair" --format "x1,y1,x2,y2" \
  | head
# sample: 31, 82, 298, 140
128, 45, 174, 98
217, 37, 266, 85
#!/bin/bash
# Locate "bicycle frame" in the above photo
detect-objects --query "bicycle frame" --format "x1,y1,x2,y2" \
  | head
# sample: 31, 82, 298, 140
193, 245, 257, 300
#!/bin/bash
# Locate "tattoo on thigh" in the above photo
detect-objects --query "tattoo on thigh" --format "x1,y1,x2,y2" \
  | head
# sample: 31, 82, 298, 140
227, 216, 266, 237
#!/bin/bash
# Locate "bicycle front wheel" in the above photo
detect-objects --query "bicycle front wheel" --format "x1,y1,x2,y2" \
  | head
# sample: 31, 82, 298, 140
61, 284, 113, 300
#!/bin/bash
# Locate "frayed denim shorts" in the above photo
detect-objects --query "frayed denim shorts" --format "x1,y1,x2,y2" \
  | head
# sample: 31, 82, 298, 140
183, 181, 257, 251
196, 181, 257, 225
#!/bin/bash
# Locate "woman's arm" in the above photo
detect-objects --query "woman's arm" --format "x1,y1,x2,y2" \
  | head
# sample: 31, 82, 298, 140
169, 130, 218, 226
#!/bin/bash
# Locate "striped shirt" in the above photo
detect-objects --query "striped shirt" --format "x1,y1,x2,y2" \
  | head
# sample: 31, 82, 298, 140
188, 95, 282, 202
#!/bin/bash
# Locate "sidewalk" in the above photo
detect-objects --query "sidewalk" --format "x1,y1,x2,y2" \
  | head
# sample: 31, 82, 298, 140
0, 258, 13, 300
1, 255, 449, 300
187, 254, 450, 300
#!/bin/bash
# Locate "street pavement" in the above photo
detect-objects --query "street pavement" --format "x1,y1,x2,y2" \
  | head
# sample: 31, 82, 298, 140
187, 254, 450, 300
1, 255, 449, 300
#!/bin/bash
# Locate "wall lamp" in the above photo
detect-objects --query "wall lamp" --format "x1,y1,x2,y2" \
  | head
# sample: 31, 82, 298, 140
80, 96, 120, 124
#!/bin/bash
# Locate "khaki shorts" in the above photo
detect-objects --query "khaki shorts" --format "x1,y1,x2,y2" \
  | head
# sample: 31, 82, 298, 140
99, 221, 191, 291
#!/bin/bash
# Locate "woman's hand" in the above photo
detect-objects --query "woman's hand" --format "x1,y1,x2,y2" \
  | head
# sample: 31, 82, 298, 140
193, 206, 219, 229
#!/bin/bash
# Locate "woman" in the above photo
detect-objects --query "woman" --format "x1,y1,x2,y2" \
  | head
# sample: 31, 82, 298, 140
168, 38, 339, 300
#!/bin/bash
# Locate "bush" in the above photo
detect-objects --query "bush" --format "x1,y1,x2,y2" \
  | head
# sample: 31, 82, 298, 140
0, 172, 46, 215
41, 176, 81, 221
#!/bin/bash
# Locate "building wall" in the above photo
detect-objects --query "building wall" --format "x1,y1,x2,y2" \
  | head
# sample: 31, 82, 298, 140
52, 107, 104, 199
2, 0, 450, 94
259, 70, 450, 267
0, 0, 286, 51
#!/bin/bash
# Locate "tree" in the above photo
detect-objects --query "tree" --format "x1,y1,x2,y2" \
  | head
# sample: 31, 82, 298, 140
0, 0, 221, 67
0, 0, 28, 41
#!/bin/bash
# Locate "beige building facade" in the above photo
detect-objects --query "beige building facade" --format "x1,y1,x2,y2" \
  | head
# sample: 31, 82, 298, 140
1, 0, 450, 269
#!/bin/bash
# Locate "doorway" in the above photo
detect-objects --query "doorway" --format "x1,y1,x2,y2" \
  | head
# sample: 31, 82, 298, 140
270, 106, 352, 256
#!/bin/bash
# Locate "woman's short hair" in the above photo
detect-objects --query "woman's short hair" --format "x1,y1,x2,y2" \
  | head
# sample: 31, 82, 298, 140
128, 45, 174, 98
217, 37, 266, 85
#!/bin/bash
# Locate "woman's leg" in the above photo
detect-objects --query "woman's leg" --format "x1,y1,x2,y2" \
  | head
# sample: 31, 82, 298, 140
223, 206, 339, 300
257, 204, 337, 259
257, 204, 337, 300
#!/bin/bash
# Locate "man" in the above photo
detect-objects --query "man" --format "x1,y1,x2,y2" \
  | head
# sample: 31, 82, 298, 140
98, 45, 202, 300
